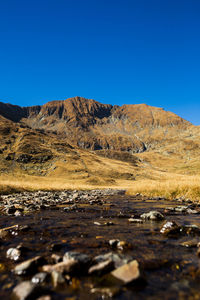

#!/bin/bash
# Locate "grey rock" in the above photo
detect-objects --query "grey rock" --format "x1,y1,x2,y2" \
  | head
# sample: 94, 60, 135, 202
93, 252, 132, 268
140, 211, 165, 221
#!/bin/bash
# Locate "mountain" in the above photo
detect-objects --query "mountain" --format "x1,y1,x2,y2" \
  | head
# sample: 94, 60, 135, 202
0, 96, 199, 186
0, 96, 192, 152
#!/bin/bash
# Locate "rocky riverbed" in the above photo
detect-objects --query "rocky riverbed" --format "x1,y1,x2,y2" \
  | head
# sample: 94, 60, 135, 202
1, 189, 200, 299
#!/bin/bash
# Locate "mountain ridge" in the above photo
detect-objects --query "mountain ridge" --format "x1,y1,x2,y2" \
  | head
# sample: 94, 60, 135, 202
0, 96, 200, 186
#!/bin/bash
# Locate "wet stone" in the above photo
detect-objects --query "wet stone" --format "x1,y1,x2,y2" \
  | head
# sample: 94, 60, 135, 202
51, 270, 65, 287
51, 253, 62, 263
42, 260, 78, 275
111, 260, 144, 285
182, 225, 200, 235
6, 247, 21, 261
128, 218, 143, 223
160, 221, 181, 236
12, 281, 46, 300
109, 239, 120, 248
93, 252, 132, 269
180, 239, 199, 248
36, 296, 51, 300
90, 287, 120, 297
32, 272, 49, 284
88, 259, 114, 276
14, 256, 46, 275
63, 251, 91, 267
140, 211, 165, 221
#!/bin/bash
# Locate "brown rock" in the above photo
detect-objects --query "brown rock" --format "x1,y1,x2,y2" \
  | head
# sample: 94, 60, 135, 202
12, 281, 45, 300
111, 260, 143, 285
42, 259, 77, 274
14, 256, 46, 275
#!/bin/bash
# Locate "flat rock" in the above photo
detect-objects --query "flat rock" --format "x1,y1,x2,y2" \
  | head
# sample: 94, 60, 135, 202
111, 260, 143, 285
128, 218, 143, 223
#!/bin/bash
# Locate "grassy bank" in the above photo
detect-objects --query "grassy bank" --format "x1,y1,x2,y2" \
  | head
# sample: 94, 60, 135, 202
1, 172, 200, 201
126, 173, 200, 201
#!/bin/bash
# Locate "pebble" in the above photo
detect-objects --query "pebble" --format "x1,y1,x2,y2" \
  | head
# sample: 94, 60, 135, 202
32, 272, 49, 284
6, 247, 21, 261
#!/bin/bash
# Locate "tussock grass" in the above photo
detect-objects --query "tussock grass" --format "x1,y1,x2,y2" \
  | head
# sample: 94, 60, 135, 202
126, 173, 200, 201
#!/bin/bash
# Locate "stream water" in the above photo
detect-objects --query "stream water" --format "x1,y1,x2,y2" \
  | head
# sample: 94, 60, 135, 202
1, 194, 200, 299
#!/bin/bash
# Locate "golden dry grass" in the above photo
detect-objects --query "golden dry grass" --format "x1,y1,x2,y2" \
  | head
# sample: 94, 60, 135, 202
0, 146, 200, 201
126, 173, 200, 201
1, 171, 200, 202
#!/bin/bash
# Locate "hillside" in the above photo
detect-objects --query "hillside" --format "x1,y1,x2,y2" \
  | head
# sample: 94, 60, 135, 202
0, 96, 200, 196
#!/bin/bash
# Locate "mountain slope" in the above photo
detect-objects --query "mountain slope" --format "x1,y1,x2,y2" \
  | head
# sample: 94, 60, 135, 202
0, 96, 200, 183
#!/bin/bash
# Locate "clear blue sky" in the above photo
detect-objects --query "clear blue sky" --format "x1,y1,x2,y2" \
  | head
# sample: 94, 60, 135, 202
0, 0, 200, 124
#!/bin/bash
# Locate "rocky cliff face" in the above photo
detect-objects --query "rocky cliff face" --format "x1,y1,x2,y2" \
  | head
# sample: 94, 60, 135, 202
0, 96, 194, 154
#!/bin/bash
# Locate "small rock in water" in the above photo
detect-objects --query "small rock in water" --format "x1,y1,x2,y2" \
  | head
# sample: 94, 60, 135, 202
51, 270, 65, 287
93, 252, 132, 268
88, 259, 114, 276
111, 260, 144, 285
12, 281, 46, 300
32, 272, 49, 284
51, 253, 62, 263
63, 251, 91, 267
14, 256, 46, 275
140, 211, 165, 221
6, 247, 21, 261
91, 287, 120, 297
94, 221, 102, 226
109, 239, 120, 248
182, 225, 200, 235
160, 221, 180, 235
128, 218, 143, 223
37, 296, 51, 300
42, 260, 78, 275
181, 239, 199, 248
108, 239, 132, 250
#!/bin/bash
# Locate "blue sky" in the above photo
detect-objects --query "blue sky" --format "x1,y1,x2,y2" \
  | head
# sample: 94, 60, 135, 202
0, 0, 200, 124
